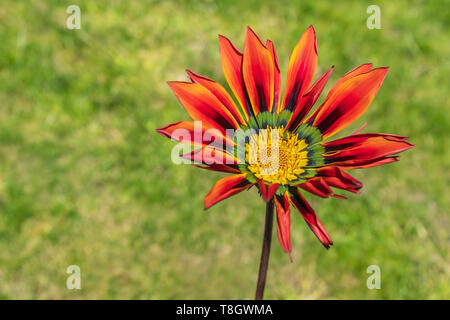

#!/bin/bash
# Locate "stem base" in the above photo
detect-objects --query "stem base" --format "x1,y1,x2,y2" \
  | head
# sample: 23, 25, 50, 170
255, 200, 274, 300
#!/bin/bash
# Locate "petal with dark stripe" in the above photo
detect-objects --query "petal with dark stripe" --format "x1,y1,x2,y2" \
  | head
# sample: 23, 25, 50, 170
204, 174, 253, 209
323, 133, 409, 150
298, 177, 341, 199
157, 121, 234, 149
181, 146, 239, 166
311, 67, 389, 139
323, 133, 413, 168
275, 192, 292, 258
306, 63, 373, 124
168, 82, 240, 132
242, 27, 274, 115
287, 67, 334, 131
219, 35, 250, 120
193, 164, 241, 174
333, 156, 400, 170
186, 70, 246, 126
327, 63, 373, 96
290, 189, 333, 248
316, 166, 363, 193
257, 180, 279, 202
281, 25, 318, 112
266, 40, 281, 113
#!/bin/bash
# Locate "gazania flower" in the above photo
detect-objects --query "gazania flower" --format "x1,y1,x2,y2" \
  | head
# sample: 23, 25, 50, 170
157, 25, 413, 298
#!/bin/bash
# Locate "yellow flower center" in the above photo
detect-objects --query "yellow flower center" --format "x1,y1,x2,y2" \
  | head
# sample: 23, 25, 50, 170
246, 127, 309, 185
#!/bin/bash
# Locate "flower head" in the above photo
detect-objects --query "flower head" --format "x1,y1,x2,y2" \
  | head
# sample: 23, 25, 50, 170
157, 26, 413, 256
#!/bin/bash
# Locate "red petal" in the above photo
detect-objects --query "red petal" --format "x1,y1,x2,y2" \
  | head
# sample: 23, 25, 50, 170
242, 27, 274, 115
181, 146, 238, 166
290, 190, 333, 248
257, 180, 280, 202
219, 35, 250, 120
275, 193, 292, 258
266, 40, 281, 113
298, 177, 334, 198
192, 164, 241, 174
204, 174, 253, 209
324, 133, 408, 149
157, 121, 234, 149
305, 64, 373, 124
287, 67, 334, 130
328, 63, 373, 95
336, 156, 400, 169
323, 133, 413, 167
316, 166, 363, 194
186, 70, 246, 126
281, 25, 318, 112
168, 82, 240, 132
312, 67, 389, 139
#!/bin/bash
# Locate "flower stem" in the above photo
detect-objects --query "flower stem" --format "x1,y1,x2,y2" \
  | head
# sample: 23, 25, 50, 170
255, 199, 274, 300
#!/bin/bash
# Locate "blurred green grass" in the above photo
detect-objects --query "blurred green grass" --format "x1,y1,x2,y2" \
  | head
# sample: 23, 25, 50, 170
0, 0, 448, 299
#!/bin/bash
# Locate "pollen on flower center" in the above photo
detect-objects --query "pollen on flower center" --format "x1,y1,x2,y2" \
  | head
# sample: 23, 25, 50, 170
245, 126, 309, 185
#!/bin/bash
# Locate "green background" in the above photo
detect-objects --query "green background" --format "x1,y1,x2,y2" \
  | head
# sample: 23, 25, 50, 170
0, 0, 448, 299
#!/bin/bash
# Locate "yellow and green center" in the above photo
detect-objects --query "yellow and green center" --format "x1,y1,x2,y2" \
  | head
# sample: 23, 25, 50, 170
245, 127, 309, 185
